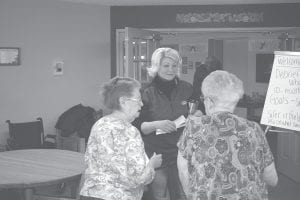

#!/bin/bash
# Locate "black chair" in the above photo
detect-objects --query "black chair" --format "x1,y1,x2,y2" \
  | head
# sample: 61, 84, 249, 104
6, 117, 55, 150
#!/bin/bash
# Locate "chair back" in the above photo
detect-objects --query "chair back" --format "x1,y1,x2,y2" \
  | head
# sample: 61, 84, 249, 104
56, 129, 86, 153
6, 117, 44, 150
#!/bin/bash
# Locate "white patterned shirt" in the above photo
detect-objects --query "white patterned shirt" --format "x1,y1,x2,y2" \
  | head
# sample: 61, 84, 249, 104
80, 116, 155, 200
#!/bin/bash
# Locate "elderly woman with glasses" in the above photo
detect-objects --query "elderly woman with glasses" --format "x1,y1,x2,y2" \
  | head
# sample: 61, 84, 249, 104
80, 77, 162, 200
134, 47, 193, 200
177, 70, 278, 200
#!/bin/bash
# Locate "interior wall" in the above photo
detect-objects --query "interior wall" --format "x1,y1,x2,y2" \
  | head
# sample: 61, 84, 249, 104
223, 39, 250, 93
0, 0, 110, 146
248, 51, 269, 95
223, 38, 279, 96
161, 34, 271, 96
161, 35, 208, 84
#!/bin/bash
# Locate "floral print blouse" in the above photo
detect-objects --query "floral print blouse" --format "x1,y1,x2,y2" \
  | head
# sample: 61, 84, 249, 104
177, 112, 274, 200
80, 116, 155, 200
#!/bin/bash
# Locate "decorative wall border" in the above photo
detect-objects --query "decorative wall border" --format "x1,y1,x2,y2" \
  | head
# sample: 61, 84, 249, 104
176, 12, 263, 24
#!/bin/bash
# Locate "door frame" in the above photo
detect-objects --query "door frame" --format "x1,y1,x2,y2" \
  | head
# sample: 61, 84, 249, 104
116, 27, 299, 77
115, 26, 300, 182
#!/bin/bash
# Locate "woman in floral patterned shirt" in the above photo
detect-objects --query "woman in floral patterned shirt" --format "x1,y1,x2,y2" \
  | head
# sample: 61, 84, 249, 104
80, 77, 162, 200
177, 70, 278, 200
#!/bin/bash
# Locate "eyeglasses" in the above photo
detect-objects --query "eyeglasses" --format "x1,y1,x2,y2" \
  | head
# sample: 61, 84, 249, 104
200, 95, 213, 103
200, 95, 205, 102
126, 97, 143, 104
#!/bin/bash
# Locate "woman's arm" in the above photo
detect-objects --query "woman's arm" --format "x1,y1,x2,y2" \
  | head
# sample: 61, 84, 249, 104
141, 120, 176, 135
140, 121, 158, 135
177, 151, 190, 197
113, 128, 160, 188
255, 123, 278, 187
94, 124, 155, 190
263, 162, 278, 187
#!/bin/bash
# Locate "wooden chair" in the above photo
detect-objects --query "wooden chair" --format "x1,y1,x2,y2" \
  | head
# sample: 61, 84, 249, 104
56, 130, 86, 153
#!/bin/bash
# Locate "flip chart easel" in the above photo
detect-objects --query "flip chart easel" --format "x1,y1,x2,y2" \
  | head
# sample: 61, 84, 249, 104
260, 51, 300, 133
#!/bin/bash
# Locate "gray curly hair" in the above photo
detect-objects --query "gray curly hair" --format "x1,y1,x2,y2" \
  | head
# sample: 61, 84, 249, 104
202, 70, 244, 106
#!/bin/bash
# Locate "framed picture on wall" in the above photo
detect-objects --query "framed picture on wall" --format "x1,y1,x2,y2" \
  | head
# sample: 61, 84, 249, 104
0, 47, 21, 66
256, 53, 274, 83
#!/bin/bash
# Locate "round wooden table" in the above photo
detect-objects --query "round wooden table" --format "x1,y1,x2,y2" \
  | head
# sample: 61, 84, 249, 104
0, 149, 85, 200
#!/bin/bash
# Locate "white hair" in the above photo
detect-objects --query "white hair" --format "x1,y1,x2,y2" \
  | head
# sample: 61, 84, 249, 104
147, 47, 182, 78
202, 70, 244, 106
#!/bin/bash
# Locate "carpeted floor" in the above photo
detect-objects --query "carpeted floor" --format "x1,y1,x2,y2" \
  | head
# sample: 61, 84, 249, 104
1, 173, 299, 200
268, 173, 300, 200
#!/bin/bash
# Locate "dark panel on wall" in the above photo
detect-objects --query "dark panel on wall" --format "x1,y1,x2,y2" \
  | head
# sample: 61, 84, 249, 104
256, 53, 274, 83
110, 3, 300, 77
111, 4, 300, 29
208, 39, 223, 64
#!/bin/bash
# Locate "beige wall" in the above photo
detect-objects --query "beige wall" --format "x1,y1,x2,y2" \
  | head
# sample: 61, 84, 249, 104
161, 35, 209, 84
0, 0, 110, 145
162, 34, 270, 96
223, 39, 251, 93
223, 39, 271, 96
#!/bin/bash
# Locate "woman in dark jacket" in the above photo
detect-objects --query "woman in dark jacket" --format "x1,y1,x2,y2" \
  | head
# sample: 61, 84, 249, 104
135, 48, 193, 200
191, 56, 223, 114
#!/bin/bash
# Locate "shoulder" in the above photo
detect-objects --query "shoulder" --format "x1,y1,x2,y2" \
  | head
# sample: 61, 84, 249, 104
177, 79, 193, 89
140, 80, 152, 92
232, 114, 262, 130
91, 116, 125, 133
186, 114, 211, 133
226, 113, 265, 136
141, 81, 156, 102
141, 80, 155, 93
178, 79, 192, 86
88, 117, 114, 144
195, 64, 208, 73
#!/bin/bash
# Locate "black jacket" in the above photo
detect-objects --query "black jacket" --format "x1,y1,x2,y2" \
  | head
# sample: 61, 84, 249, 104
55, 104, 96, 140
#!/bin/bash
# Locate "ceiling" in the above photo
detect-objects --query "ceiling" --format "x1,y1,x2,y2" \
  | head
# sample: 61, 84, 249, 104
59, 0, 300, 6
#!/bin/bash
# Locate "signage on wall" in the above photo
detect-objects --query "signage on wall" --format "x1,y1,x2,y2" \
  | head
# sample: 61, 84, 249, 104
111, 4, 300, 29
261, 51, 300, 131
0, 48, 20, 66
176, 12, 263, 24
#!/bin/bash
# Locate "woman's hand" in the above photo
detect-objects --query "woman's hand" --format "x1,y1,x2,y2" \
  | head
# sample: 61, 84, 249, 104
141, 120, 176, 135
148, 152, 162, 169
155, 120, 177, 133
192, 110, 203, 116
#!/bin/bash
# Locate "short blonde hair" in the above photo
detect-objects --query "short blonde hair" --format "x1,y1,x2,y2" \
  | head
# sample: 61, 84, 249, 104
202, 70, 244, 105
147, 47, 182, 78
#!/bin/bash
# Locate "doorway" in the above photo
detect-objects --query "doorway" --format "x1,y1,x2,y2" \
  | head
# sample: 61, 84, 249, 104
116, 27, 300, 183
